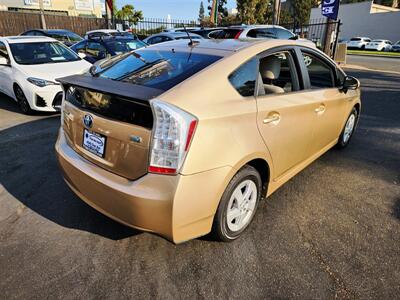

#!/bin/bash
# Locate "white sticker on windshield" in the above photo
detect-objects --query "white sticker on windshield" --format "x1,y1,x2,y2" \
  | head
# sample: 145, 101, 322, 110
51, 56, 65, 61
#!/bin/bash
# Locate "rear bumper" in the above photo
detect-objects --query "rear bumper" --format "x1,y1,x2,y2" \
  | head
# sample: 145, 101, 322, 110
55, 129, 232, 243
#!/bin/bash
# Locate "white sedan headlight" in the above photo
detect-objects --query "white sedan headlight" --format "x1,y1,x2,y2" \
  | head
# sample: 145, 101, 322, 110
27, 77, 59, 87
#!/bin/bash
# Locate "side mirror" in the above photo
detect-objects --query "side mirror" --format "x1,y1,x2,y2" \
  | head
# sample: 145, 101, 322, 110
289, 35, 299, 40
0, 56, 10, 66
78, 52, 87, 59
341, 76, 360, 93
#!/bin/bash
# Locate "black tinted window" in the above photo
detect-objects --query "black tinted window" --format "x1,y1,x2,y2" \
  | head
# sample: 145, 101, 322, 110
86, 42, 107, 58
228, 58, 258, 97
0, 42, 8, 58
98, 49, 222, 91
247, 29, 275, 39
74, 41, 86, 53
105, 39, 146, 55
302, 52, 335, 89
273, 28, 294, 39
214, 29, 242, 39
66, 32, 83, 43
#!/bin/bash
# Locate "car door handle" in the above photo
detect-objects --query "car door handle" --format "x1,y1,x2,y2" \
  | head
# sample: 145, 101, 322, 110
263, 114, 281, 124
314, 105, 326, 114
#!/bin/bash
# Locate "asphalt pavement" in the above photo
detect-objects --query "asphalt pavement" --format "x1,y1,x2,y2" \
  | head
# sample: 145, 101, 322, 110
0, 69, 399, 299
346, 54, 400, 73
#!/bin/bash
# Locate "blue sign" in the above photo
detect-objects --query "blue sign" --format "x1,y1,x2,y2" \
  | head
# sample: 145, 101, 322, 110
321, 0, 340, 20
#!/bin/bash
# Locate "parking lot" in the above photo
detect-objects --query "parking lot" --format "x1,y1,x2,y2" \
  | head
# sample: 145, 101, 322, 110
0, 68, 399, 298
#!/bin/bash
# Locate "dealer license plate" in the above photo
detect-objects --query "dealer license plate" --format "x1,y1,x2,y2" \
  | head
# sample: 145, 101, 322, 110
83, 129, 106, 158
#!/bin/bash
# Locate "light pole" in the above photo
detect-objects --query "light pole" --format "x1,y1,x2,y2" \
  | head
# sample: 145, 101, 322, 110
39, 0, 47, 29
273, 0, 281, 25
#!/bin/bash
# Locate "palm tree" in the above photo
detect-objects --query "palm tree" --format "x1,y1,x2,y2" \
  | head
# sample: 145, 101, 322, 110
115, 4, 143, 25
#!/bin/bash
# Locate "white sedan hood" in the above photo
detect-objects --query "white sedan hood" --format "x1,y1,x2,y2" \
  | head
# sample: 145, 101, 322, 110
18, 59, 91, 82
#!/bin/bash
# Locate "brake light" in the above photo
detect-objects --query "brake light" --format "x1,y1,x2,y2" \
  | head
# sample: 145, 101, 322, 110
234, 30, 243, 39
149, 100, 198, 175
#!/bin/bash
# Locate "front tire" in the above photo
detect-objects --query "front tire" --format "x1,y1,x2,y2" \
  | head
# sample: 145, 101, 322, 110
211, 165, 262, 242
14, 85, 32, 115
336, 107, 358, 149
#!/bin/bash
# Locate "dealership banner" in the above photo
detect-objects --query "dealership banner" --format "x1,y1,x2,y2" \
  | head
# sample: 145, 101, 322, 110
321, 0, 340, 20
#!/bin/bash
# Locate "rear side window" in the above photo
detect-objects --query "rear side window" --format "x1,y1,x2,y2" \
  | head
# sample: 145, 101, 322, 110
98, 49, 222, 91
301, 52, 335, 89
350, 38, 361, 41
214, 29, 242, 39
247, 29, 275, 39
228, 58, 258, 97
273, 28, 294, 40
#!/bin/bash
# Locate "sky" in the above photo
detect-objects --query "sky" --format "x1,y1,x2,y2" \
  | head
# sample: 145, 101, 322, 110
114, 0, 237, 20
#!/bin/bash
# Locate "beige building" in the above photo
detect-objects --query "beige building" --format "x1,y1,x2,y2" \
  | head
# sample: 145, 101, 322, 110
0, 0, 103, 17
310, 1, 400, 42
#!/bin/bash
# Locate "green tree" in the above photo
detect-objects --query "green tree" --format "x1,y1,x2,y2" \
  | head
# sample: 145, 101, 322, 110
115, 4, 143, 24
255, 0, 270, 24
291, 0, 313, 25
199, 1, 205, 22
237, 0, 258, 24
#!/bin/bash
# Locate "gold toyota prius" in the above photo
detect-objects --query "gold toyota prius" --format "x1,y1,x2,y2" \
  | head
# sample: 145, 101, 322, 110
56, 39, 361, 243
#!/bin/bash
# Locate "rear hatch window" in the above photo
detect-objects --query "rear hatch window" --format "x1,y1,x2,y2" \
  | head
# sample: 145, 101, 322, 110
96, 49, 222, 91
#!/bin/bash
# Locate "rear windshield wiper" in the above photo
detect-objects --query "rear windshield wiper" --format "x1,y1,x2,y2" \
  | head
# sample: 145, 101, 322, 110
114, 58, 169, 82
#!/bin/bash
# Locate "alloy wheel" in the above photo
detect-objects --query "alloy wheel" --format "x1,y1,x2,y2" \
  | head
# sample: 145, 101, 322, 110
343, 113, 356, 143
226, 179, 258, 232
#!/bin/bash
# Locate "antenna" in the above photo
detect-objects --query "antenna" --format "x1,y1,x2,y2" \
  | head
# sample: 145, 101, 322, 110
184, 25, 198, 47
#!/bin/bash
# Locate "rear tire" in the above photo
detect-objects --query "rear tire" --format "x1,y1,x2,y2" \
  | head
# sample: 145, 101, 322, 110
211, 165, 262, 242
14, 85, 32, 115
336, 107, 358, 149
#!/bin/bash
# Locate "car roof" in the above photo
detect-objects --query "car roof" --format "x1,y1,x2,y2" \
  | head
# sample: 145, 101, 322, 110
152, 32, 202, 38
229, 25, 286, 30
86, 36, 139, 42
24, 29, 71, 33
1, 36, 57, 44
86, 29, 119, 34
146, 38, 308, 56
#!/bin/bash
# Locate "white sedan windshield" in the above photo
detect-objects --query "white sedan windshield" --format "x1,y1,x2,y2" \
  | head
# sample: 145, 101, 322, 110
10, 42, 80, 65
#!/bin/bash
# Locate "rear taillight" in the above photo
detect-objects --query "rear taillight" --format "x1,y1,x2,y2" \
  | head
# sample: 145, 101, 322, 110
149, 100, 198, 175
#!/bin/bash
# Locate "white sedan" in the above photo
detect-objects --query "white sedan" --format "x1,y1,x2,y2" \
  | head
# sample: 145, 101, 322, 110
365, 40, 392, 52
0, 36, 91, 114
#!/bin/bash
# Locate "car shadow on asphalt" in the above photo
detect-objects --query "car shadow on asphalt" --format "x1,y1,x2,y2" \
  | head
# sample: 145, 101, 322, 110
0, 93, 21, 113
0, 116, 140, 240
0, 92, 60, 116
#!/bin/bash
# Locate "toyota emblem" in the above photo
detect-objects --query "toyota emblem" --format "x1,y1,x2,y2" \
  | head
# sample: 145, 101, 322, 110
83, 114, 93, 128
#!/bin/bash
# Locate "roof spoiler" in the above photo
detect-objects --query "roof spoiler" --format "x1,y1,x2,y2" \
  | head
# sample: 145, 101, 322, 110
56, 74, 163, 102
